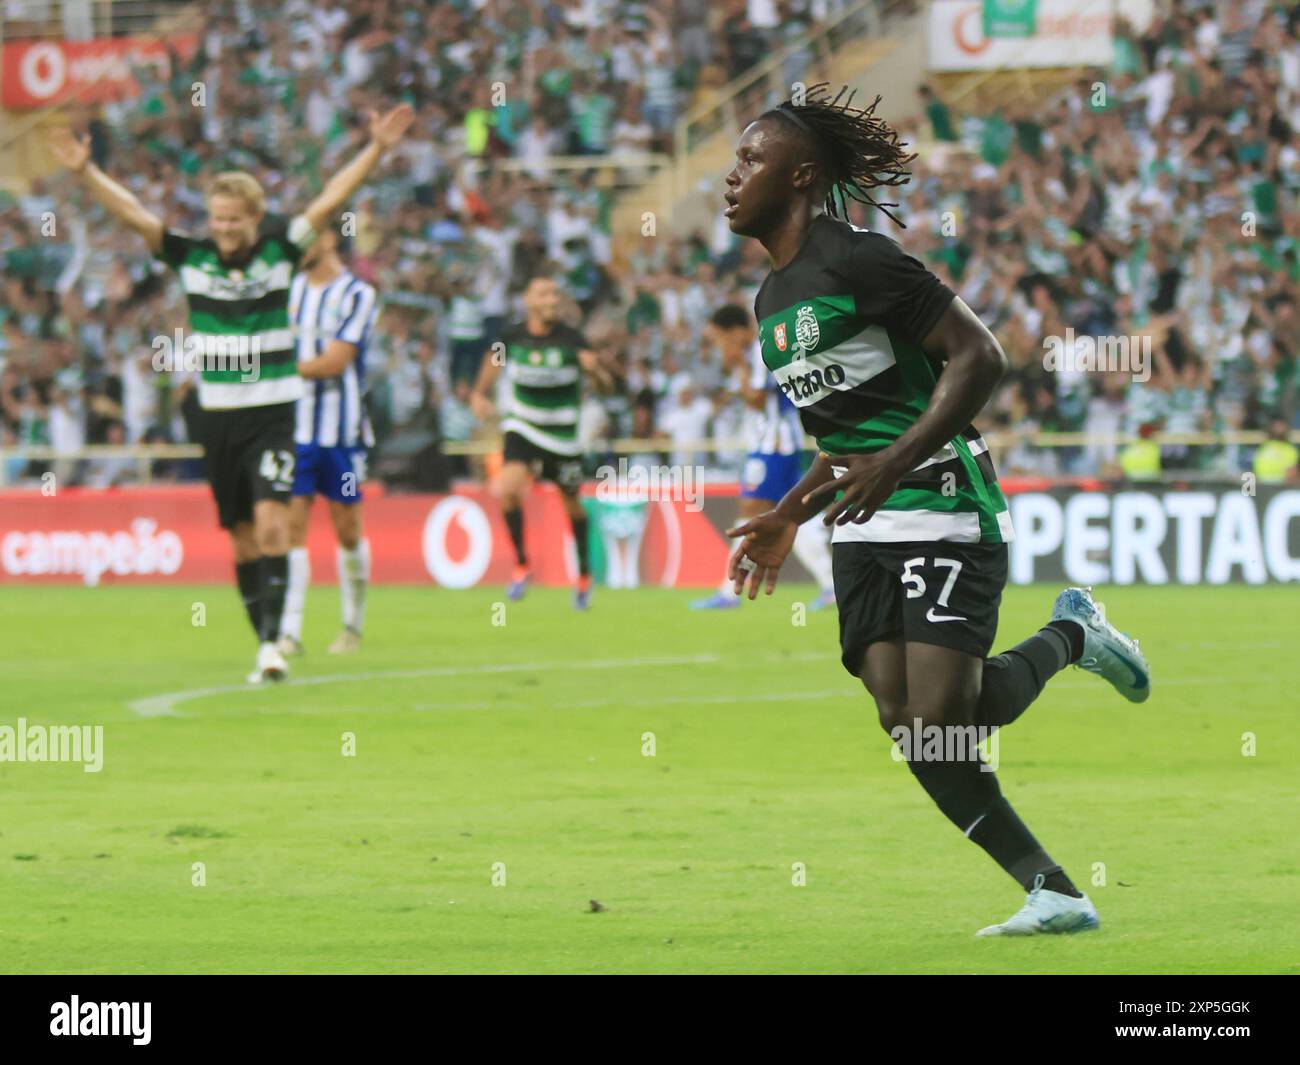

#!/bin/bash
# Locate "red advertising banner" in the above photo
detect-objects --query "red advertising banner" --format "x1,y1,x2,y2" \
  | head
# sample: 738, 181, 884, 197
3, 479, 1295, 586
0, 483, 732, 587
2, 35, 198, 110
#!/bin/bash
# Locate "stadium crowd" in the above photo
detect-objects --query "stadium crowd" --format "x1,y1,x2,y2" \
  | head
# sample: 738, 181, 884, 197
1, 0, 1297, 487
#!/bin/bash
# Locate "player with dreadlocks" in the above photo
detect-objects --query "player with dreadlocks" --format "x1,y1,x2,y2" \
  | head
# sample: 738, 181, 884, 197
722, 84, 1152, 936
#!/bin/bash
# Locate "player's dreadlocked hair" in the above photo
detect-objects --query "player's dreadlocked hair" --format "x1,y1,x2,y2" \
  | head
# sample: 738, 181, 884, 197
762, 83, 916, 227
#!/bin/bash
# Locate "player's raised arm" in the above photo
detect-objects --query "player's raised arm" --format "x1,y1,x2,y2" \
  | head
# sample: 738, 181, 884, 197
48, 128, 164, 254
302, 104, 415, 235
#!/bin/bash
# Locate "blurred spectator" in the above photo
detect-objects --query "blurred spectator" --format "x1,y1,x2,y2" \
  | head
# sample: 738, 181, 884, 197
1, 0, 1293, 489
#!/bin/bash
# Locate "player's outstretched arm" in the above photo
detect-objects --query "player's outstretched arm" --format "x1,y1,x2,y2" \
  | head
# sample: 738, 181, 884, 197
48, 128, 164, 254
302, 104, 414, 234
725, 453, 836, 599
805, 297, 1006, 526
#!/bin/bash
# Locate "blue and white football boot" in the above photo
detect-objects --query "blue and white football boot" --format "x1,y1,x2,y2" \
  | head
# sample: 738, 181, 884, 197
976, 874, 1101, 937
1051, 586, 1151, 703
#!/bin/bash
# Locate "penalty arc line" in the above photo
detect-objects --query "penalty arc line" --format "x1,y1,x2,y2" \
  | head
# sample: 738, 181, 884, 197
125, 652, 834, 718
126, 654, 1230, 719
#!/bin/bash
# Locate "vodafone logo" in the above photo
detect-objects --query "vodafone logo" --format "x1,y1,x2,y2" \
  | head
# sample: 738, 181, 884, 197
422, 497, 493, 588
19, 43, 66, 100
953, 3, 990, 55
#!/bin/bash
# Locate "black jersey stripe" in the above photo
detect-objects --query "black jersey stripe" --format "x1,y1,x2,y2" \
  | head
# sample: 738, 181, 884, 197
188, 290, 294, 321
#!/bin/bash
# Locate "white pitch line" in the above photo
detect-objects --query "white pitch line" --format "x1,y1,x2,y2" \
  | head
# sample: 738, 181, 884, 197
125, 646, 1243, 720
126, 652, 832, 718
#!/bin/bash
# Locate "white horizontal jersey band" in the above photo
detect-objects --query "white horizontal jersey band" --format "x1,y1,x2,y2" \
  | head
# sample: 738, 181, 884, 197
172, 327, 296, 353
508, 364, 581, 387
967, 435, 990, 457
199, 374, 303, 410
830, 508, 983, 543
501, 417, 581, 456
772, 325, 897, 407
908, 442, 958, 472
506, 399, 579, 426
996, 508, 1016, 541
178, 260, 295, 298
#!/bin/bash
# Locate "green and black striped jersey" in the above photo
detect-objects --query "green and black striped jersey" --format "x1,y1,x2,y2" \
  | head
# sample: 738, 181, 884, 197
499, 320, 590, 457
156, 214, 316, 410
754, 215, 1014, 544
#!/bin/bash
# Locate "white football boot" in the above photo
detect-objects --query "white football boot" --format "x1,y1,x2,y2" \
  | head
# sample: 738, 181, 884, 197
246, 642, 289, 684
976, 873, 1100, 937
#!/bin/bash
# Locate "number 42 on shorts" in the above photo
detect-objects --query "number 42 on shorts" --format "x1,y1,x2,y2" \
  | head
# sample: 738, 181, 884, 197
259, 449, 296, 491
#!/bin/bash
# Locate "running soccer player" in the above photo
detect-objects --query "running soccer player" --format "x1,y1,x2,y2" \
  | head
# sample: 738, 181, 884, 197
49, 105, 412, 682
278, 227, 378, 658
721, 85, 1151, 936
470, 276, 614, 609
691, 303, 835, 611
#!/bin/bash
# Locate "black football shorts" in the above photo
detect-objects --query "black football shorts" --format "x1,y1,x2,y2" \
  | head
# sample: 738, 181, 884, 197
199, 401, 297, 529
833, 539, 1008, 674
502, 430, 584, 494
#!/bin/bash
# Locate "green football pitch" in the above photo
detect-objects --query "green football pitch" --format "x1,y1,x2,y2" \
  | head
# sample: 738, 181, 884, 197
1, 582, 1295, 974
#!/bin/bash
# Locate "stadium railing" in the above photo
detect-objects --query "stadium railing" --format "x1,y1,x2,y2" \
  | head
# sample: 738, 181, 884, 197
674, 0, 914, 157
0, 0, 195, 40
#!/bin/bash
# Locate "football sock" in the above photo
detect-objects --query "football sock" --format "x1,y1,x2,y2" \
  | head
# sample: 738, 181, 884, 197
907, 757, 1081, 897
504, 506, 526, 566
258, 553, 289, 643
570, 512, 590, 577
235, 559, 262, 637
338, 538, 370, 634
1040, 868, 1083, 897
1047, 619, 1085, 662
906, 756, 1001, 838
967, 796, 1083, 897
975, 625, 1077, 729
282, 547, 309, 642
792, 519, 834, 591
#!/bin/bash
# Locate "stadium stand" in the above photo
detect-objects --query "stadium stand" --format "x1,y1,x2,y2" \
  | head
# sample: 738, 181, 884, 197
1, 0, 1297, 487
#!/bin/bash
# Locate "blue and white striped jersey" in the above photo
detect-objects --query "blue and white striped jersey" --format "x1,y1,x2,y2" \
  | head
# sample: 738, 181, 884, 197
745, 341, 804, 456
289, 270, 378, 448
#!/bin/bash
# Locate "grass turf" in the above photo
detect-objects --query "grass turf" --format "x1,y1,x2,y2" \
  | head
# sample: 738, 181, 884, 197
0, 582, 1295, 973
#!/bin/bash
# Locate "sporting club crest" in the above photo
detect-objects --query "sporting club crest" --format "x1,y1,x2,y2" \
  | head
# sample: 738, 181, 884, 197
794, 305, 820, 351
